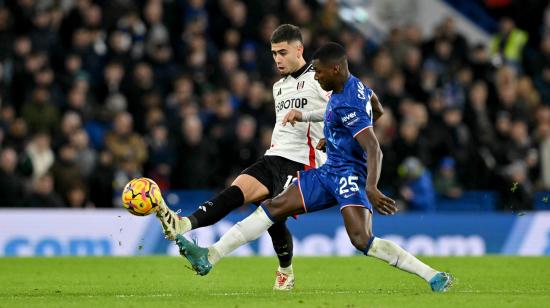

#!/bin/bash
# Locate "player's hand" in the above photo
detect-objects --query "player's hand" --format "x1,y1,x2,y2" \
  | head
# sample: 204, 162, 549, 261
366, 186, 397, 215
282, 109, 303, 126
316, 138, 326, 152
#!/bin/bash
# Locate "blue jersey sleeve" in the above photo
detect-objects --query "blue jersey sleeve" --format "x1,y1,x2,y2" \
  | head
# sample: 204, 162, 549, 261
333, 87, 373, 138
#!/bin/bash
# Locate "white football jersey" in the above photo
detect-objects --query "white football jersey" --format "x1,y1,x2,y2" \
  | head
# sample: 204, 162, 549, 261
265, 64, 329, 167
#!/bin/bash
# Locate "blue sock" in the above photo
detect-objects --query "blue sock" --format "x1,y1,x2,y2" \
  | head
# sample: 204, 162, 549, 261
259, 203, 276, 223
362, 236, 376, 255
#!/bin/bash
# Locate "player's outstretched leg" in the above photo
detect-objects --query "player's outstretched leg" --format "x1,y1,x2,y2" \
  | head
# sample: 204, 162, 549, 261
341, 206, 454, 292
176, 184, 304, 276
156, 185, 246, 240
158, 175, 269, 240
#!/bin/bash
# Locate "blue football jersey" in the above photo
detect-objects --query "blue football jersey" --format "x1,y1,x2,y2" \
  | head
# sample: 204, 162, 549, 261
323, 75, 373, 178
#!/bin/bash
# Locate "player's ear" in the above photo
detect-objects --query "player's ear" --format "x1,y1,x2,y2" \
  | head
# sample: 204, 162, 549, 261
296, 44, 304, 59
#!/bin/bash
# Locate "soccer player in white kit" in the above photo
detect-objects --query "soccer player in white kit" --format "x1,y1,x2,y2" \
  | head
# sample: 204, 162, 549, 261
156, 24, 329, 290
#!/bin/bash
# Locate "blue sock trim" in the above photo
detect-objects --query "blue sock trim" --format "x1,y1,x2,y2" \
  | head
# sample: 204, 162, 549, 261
259, 204, 276, 223
363, 236, 376, 255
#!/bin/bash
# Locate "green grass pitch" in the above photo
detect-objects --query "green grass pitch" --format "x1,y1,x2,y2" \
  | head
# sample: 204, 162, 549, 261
1, 256, 549, 307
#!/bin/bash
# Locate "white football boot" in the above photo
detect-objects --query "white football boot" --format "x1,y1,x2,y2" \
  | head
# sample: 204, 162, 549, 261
156, 198, 190, 240
273, 268, 295, 290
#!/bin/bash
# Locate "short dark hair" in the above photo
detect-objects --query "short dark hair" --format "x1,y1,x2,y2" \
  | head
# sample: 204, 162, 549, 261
312, 42, 347, 63
270, 24, 303, 44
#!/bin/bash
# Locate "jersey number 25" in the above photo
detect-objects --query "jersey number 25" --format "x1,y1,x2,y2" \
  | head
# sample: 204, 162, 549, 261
339, 175, 359, 195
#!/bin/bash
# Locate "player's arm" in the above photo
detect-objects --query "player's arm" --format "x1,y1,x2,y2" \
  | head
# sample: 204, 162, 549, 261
282, 108, 325, 126
282, 77, 331, 126
355, 128, 397, 215
370, 93, 384, 122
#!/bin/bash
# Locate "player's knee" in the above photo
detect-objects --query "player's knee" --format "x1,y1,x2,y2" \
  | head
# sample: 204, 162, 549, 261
265, 196, 293, 220
265, 198, 284, 219
270, 194, 285, 207
349, 231, 373, 251
260, 199, 279, 219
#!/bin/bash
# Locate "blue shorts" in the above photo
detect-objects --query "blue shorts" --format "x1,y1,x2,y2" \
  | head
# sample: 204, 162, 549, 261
294, 167, 372, 213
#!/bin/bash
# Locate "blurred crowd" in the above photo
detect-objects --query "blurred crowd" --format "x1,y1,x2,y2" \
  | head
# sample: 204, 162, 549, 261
0, 0, 549, 211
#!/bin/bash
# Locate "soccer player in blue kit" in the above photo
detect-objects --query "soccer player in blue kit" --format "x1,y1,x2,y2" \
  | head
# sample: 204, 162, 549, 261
175, 42, 454, 292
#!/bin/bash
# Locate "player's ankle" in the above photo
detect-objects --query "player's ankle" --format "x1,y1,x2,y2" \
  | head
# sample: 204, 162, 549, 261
423, 269, 440, 282
180, 216, 192, 233
207, 246, 222, 265
278, 264, 293, 275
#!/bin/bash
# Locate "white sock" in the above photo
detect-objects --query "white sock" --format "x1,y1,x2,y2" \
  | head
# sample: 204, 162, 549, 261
208, 206, 274, 264
366, 237, 438, 282
278, 264, 293, 275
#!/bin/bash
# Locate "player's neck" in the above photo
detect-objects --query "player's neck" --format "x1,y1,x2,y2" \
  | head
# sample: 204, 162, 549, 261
333, 72, 351, 93
288, 58, 308, 79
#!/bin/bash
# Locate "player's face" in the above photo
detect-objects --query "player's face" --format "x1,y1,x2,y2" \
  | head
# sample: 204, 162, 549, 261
312, 59, 335, 91
271, 40, 303, 75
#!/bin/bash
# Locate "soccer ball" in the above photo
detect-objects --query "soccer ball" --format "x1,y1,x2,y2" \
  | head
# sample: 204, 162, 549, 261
121, 178, 162, 216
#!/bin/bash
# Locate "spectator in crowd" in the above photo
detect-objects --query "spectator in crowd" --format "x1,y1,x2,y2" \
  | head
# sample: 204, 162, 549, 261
104, 111, 148, 169
434, 157, 463, 199
89, 150, 115, 208
64, 81, 96, 121
538, 119, 550, 190
469, 43, 494, 82
436, 17, 468, 65
374, 108, 398, 192
24, 173, 64, 208
239, 80, 274, 127
465, 81, 495, 148
172, 115, 219, 189
398, 157, 436, 212
65, 182, 93, 208
490, 17, 528, 66
51, 144, 84, 199
123, 62, 158, 133
402, 46, 426, 101
24, 132, 54, 182
534, 64, 550, 104
55, 111, 82, 149
499, 161, 533, 211
228, 115, 258, 174
440, 106, 473, 182
59, 53, 83, 92
96, 61, 127, 116
394, 118, 431, 167
145, 124, 176, 190
69, 129, 97, 178
0, 147, 26, 206
0, 7, 14, 61
21, 88, 59, 135
524, 35, 550, 77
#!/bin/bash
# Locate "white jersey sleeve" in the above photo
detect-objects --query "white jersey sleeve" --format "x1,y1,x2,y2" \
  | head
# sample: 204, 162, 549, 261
265, 64, 329, 167
302, 108, 326, 122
